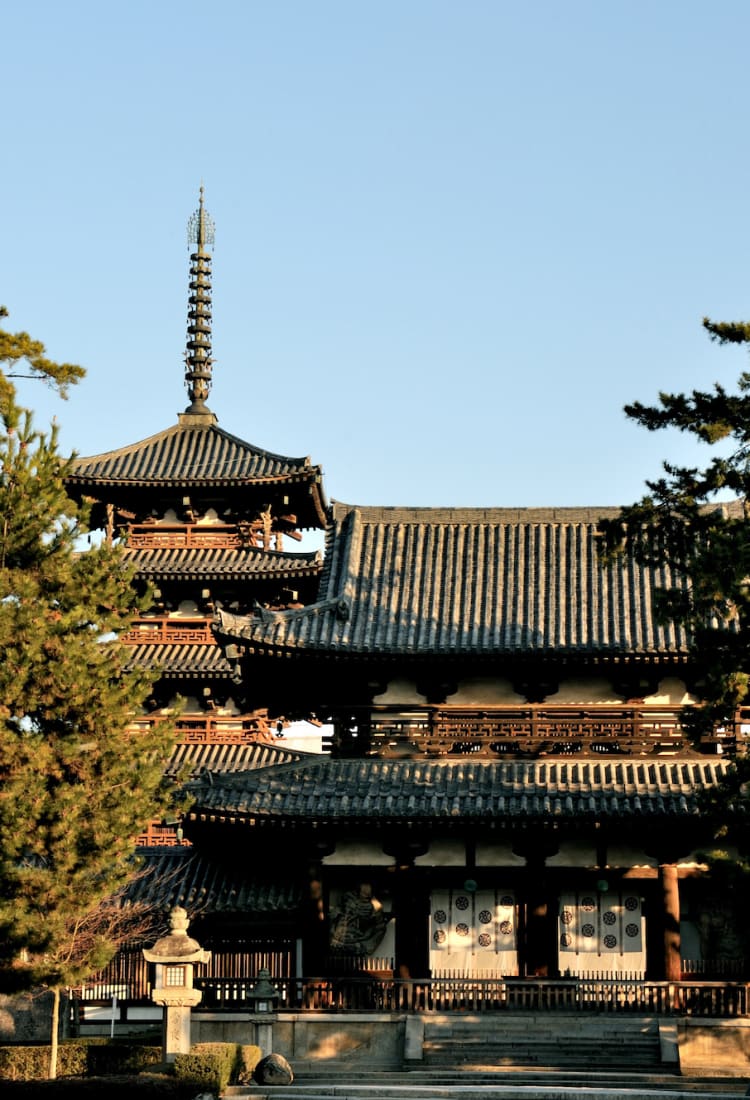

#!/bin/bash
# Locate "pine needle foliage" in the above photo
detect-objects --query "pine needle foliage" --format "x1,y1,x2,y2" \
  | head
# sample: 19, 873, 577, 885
0, 392, 176, 994
0, 306, 85, 409
601, 317, 750, 741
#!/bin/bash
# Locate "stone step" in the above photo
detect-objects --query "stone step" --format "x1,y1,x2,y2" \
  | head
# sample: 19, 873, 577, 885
422, 1037, 661, 1066
226, 1079, 750, 1100
424, 1035, 659, 1047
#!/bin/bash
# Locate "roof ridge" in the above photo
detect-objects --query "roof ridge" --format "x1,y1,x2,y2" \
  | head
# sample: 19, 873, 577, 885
330, 502, 627, 523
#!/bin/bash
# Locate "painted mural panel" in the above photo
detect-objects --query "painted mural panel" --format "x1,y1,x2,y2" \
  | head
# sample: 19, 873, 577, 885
558, 890, 645, 976
430, 888, 518, 975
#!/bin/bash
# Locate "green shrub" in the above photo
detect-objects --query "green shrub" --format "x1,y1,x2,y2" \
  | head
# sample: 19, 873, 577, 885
173, 1042, 237, 1094
235, 1044, 262, 1084
0, 1039, 161, 1081
85, 1042, 162, 1075
0, 1042, 89, 1081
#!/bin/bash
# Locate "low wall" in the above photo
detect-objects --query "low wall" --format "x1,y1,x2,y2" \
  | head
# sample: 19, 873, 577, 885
676, 1017, 750, 1077
193, 1011, 405, 1068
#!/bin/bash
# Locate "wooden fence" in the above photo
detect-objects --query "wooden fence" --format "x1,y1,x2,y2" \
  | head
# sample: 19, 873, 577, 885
193, 975, 750, 1018
75, 946, 750, 1018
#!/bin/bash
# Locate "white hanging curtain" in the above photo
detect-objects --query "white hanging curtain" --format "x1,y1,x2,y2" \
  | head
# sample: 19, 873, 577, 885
430, 888, 518, 976
558, 889, 645, 976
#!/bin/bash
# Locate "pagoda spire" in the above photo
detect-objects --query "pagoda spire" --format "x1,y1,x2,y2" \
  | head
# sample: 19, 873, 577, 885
184, 186, 216, 414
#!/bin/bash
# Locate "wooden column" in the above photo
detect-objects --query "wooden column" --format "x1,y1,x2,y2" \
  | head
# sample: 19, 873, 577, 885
524, 864, 552, 977
515, 836, 559, 978
659, 863, 682, 981
393, 867, 428, 979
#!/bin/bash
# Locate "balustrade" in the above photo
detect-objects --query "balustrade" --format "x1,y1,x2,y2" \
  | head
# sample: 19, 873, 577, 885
333, 704, 738, 757
73, 948, 750, 1018
121, 618, 215, 645
129, 713, 275, 744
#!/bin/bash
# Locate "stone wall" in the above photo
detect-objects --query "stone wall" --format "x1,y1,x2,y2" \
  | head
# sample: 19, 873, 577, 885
193, 1011, 404, 1069
0, 990, 65, 1042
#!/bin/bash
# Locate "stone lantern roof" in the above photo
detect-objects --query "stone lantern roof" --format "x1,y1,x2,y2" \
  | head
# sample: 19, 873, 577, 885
142, 905, 210, 964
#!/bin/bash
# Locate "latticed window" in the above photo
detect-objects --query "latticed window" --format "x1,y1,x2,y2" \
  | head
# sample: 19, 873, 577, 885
165, 965, 186, 987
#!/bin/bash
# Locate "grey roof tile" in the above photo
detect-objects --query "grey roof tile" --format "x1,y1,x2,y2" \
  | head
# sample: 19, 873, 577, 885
122, 642, 234, 677
216, 504, 691, 658
165, 739, 307, 778
188, 756, 734, 823
69, 420, 321, 487
126, 544, 321, 581
127, 849, 300, 914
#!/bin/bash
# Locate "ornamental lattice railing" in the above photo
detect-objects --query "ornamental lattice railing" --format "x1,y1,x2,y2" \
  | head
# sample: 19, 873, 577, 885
327, 704, 740, 757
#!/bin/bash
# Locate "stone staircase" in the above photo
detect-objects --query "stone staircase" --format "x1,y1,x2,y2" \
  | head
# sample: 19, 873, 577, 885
226, 1012, 750, 1099
420, 1012, 663, 1070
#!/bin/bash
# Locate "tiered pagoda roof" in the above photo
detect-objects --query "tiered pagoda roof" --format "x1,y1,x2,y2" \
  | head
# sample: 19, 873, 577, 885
67, 418, 327, 529
121, 642, 236, 679
126, 544, 322, 583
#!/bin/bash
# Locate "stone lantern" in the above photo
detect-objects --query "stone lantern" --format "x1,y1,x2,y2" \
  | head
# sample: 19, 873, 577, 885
143, 906, 211, 1062
248, 968, 280, 1057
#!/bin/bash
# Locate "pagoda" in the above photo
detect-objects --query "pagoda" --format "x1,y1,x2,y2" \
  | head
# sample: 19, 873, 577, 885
65, 189, 327, 859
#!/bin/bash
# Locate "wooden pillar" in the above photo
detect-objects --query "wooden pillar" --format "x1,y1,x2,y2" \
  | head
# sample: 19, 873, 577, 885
659, 863, 682, 981
393, 866, 428, 979
524, 868, 551, 977
301, 859, 329, 974
515, 836, 559, 978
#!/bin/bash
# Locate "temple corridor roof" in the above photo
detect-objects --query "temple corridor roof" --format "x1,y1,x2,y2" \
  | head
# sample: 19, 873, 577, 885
187, 756, 734, 825
215, 504, 692, 660
127, 848, 301, 915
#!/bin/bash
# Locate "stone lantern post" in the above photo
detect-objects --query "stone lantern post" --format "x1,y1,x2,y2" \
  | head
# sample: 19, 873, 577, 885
143, 906, 211, 1062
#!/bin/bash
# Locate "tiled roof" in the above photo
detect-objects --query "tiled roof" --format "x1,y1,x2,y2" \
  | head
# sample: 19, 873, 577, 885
188, 756, 733, 824
215, 504, 691, 659
127, 848, 301, 914
68, 418, 322, 489
166, 739, 309, 778
125, 544, 322, 582
122, 643, 235, 678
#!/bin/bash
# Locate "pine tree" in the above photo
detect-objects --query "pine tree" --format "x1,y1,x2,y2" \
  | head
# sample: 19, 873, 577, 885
601, 319, 750, 952
0, 305, 85, 409
603, 317, 750, 742
0, 319, 176, 1076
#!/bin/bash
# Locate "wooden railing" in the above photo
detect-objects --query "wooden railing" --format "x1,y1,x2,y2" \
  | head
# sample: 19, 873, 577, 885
193, 975, 750, 1017
121, 618, 215, 645
126, 525, 243, 550
128, 714, 276, 744
327, 704, 739, 757
73, 959, 750, 1018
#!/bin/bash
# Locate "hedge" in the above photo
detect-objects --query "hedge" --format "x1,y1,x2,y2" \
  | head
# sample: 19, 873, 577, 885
173, 1043, 261, 1093
0, 1040, 162, 1081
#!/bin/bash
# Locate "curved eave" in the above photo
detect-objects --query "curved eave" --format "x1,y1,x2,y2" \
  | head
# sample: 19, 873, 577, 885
128, 849, 302, 914
214, 633, 692, 665
186, 757, 733, 827
122, 643, 235, 678
67, 469, 320, 489
125, 545, 323, 583
166, 739, 308, 779
186, 806, 703, 830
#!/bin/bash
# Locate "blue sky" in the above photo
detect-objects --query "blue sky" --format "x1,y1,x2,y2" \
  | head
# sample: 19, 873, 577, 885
4, 1, 750, 509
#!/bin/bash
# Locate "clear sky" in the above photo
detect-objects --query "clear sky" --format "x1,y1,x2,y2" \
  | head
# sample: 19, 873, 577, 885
4, 1, 750, 510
